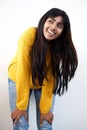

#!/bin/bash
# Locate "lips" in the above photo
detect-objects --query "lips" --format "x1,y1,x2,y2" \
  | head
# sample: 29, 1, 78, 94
48, 30, 55, 35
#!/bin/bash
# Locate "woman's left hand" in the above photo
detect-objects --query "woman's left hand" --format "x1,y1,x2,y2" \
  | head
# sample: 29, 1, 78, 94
40, 111, 54, 126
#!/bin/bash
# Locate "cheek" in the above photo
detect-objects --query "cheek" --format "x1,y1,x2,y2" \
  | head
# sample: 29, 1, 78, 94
43, 26, 46, 36
43, 23, 47, 32
57, 29, 63, 36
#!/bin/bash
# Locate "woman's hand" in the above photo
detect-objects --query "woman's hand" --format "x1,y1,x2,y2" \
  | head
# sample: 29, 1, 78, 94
40, 111, 54, 126
11, 107, 28, 125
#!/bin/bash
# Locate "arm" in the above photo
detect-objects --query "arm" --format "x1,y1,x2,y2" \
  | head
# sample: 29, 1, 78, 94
39, 72, 55, 114
11, 27, 36, 124
16, 27, 36, 110
39, 71, 55, 125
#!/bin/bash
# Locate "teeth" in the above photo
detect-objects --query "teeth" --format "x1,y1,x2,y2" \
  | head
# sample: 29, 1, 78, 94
48, 30, 54, 35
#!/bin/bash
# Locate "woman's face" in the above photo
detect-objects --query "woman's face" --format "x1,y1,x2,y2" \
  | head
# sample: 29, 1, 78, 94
43, 16, 64, 41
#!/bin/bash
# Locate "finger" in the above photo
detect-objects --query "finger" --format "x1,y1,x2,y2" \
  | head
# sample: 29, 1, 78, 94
50, 117, 53, 123
11, 114, 18, 124
50, 115, 53, 122
40, 117, 43, 126
24, 113, 28, 122
13, 116, 20, 124
49, 113, 54, 122
11, 113, 14, 119
11, 114, 16, 120
46, 116, 53, 124
45, 118, 52, 124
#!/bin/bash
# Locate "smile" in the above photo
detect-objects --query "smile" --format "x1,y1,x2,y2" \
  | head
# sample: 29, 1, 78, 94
48, 30, 55, 35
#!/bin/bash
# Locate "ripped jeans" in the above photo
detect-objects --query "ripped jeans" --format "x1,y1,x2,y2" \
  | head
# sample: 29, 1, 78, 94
8, 78, 56, 130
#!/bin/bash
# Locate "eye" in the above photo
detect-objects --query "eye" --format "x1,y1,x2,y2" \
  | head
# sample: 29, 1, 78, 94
47, 19, 54, 24
57, 23, 63, 29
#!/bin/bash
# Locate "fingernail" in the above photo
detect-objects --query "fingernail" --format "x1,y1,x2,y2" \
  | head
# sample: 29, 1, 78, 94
40, 124, 42, 127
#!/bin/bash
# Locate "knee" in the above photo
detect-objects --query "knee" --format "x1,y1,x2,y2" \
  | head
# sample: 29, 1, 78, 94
14, 116, 29, 129
38, 120, 52, 130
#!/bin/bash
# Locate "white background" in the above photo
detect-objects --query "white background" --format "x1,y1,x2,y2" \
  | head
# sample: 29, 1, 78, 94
0, 0, 87, 130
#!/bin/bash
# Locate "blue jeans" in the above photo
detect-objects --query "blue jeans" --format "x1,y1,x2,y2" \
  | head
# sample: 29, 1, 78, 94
8, 78, 55, 130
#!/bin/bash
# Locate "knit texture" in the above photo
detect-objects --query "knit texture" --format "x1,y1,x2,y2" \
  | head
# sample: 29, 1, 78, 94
8, 27, 55, 113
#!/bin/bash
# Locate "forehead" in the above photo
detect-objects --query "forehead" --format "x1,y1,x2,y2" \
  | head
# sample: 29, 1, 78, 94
48, 16, 63, 23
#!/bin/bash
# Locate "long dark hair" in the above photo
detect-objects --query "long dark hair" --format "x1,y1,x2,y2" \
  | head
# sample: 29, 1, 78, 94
30, 8, 78, 95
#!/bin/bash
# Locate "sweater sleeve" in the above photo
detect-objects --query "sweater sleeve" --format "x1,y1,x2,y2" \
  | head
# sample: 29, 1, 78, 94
39, 71, 55, 114
16, 27, 36, 110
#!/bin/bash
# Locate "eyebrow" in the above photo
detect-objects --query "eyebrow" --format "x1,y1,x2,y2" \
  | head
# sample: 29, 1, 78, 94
49, 17, 56, 21
50, 17, 63, 24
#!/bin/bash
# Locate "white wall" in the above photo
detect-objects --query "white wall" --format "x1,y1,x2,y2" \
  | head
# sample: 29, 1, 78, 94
0, 0, 87, 130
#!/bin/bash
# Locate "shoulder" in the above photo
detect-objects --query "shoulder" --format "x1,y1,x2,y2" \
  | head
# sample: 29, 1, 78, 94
22, 27, 37, 39
19, 27, 37, 45
25, 27, 37, 35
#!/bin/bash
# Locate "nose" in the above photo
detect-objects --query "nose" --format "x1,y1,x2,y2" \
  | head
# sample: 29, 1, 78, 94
51, 23, 57, 31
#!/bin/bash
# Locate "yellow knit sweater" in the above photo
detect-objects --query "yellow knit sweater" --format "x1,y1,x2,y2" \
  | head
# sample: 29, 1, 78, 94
8, 27, 55, 114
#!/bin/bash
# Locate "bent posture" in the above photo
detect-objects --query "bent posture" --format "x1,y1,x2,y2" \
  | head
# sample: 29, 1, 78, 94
8, 8, 78, 130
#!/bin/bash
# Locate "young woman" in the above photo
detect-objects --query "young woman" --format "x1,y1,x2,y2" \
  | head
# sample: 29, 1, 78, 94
8, 8, 78, 130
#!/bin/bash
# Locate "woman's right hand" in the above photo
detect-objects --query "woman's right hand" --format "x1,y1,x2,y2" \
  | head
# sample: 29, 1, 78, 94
11, 107, 28, 125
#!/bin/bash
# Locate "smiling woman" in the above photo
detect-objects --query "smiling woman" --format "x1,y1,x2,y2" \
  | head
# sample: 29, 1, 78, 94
43, 16, 64, 40
8, 8, 78, 130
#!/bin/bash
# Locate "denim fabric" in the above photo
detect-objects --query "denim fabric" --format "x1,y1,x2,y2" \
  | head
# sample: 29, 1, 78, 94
8, 78, 55, 130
